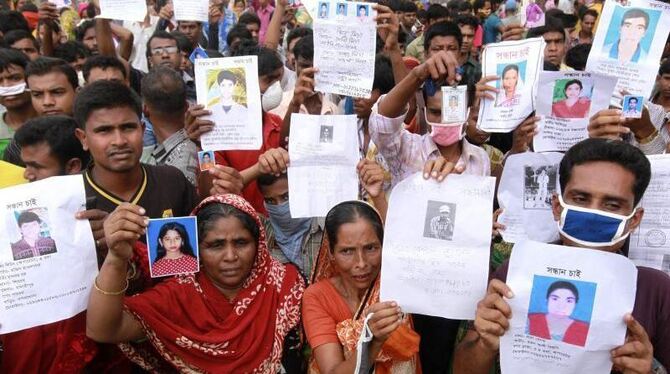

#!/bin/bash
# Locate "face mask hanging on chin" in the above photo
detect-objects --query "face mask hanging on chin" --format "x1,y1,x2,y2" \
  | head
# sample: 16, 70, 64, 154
557, 194, 637, 247
424, 108, 465, 147
0, 83, 27, 97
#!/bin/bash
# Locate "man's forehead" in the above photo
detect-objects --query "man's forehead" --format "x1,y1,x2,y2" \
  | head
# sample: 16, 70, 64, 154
86, 107, 141, 127
0, 64, 25, 76
623, 17, 646, 25
150, 38, 177, 48
27, 72, 71, 89
564, 162, 636, 200
543, 32, 564, 42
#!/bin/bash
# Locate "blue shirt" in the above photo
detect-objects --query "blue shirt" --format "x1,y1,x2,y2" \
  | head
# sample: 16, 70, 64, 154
483, 14, 502, 45
204, 10, 237, 54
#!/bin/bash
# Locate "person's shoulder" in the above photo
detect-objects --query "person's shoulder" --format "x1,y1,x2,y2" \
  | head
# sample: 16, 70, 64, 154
637, 266, 670, 288
144, 163, 190, 181
304, 279, 336, 301
263, 111, 283, 129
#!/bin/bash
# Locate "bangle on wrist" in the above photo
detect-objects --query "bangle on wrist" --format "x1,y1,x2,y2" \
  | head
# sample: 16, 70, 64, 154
636, 128, 659, 144
94, 276, 129, 296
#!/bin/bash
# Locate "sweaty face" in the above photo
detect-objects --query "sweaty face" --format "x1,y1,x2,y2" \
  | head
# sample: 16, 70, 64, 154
11, 38, 39, 61
543, 31, 566, 66
427, 35, 460, 59
0, 64, 31, 110
199, 216, 258, 300
620, 16, 647, 45
148, 38, 182, 70
21, 142, 65, 182
178, 22, 201, 45
547, 288, 577, 317
403, 11, 416, 27
160, 229, 184, 253
76, 106, 144, 173
332, 218, 382, 292
27, 72, 76, 116
565, 83, 581, 99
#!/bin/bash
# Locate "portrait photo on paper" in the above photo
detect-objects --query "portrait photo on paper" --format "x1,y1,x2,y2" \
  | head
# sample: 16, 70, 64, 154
357, 4, 370, 18
146, 216, 199, 278
336, 2, 347, 16
496, 61, 526, 107
622, 95, 644, 118
423, 200, 457, 241
198, 150, 215, 171
206, 68, 248, 116
441, 86, 468, 123
9, 208, 57, 261
526, 275, 597, 347
318, 1, 330, 18
602, 7, 660, 65
319, 124, 334, 143
550, 78, 593, 119
523, 165, 557, 209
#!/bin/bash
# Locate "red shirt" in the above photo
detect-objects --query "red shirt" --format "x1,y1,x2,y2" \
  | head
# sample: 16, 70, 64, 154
214, 111, 281, 215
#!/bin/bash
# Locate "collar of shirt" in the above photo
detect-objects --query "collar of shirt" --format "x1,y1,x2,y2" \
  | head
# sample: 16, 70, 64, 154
425, 136, 489, 174
151, 129, 189, 161
258, 4, 274, 15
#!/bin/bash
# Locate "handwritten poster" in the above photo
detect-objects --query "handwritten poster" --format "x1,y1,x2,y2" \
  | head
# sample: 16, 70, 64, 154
288, 114, 359, 218
585, 0, 670, 99
533, 71, 618, 152
380, 173, 495, 319
194, 56, 263, 151
173, 0, 209, 22
477, 37, 545, 133
629, 154, 670, 275
500, 240, 637, 374
98, 0, 147, 21
498, 152, 563, 243
0, 176, 97, 333
313, 0, 377, 98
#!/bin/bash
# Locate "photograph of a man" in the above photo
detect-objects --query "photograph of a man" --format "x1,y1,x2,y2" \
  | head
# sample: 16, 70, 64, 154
10, 210, 57, 261
424, 202, 456, 241
209, 70, 248, 118
603, 8, 650, 64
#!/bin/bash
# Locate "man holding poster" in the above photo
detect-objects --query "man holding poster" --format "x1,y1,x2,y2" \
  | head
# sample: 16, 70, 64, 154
453, 139, 670, 374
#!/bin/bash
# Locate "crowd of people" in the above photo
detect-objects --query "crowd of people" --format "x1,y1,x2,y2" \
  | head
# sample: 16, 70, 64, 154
0, 0, 669, 372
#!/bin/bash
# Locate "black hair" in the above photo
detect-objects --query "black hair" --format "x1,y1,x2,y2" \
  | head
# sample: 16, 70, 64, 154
73, 80, 142, 129
325, 201, 384, 251
292, 34, 313, 62
286, 27, 312, 51
621, 8, 649, 30
216, 69, 237, 84
455, 14, 479, 30
502, 63, 518, 76
388, 0, 402, 12
238, 11, 261, 26
0, 47, 29, 72
14, 115, 90, 168
373, 54, 394, 95
155, 221, 197, 262
25, 57, 78, 90
141, 66, 187, 115
659, 59, 670, 76
233, 43, 282, 77
457, 0, 473, 13
546, 281, 579, 303
473, 0, 489, 13
424, 21, 463, 51
426, 4, 450, 23
628, 97, 639, 104
257, 172, 286, 188
20, 3, 37, 12
3, 29, 38, 50
402, 1, 418, 13
171, 30, 194, 55
196, 202, 260, 246
145, 30, 178, 60
53, 41, 90, 63
17, 210, 40, 226
0, 10, 30, 34
565, 43, 591, 71
446, 0, 460, 14
581, 8, 598, 21
542, 16, 567, 42
563, 79, 582, 92
226, 24, 253, 49
559, 139, 651, 205
82, 55, 127, 82
417, 9, 427, 21
75, 19, 95, 42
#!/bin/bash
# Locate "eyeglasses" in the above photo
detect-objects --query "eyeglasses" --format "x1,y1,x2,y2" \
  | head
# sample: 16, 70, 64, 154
150, 46, 179, 56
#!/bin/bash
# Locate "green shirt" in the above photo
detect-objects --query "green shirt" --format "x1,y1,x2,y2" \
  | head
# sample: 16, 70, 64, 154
0, 110, 16, 159
405, 34, 425, 63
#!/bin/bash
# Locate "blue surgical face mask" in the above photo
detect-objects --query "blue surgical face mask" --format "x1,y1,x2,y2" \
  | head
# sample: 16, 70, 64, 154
557, 194, 637, 247
264, 200, 312, 269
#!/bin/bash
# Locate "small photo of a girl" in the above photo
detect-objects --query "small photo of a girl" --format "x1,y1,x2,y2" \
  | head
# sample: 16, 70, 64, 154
147, 217, 199, 278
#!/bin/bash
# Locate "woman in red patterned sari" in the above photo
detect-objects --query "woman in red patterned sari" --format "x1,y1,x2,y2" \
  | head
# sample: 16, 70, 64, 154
85, 194, 305, 373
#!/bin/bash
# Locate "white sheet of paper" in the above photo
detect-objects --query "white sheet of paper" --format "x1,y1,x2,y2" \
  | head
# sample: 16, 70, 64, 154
98, 0, 147, 21
477, 37, 545, 133
313, 0, 377, 98
0, 176, 97, 334
173, 0, 209, 22
585, 0, 670, 99
498, 152, 563, 243
380, 173, 495, 319
195, 56, 263, 151
629, 154, 670, 274
500, 240, 637, 374
533, 71, 617, 152
288, 114, 359, 218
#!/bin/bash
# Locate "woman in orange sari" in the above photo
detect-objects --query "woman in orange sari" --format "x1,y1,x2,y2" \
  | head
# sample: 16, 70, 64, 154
302, 200, 420, 374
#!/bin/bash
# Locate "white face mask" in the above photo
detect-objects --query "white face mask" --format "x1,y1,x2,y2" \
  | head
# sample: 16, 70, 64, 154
0, 82, 27, 97
262, 80, 283, 112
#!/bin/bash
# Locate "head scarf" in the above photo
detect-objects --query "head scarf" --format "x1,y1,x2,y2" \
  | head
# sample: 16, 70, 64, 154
309, 201, 419, 374
120, 194, 305, 373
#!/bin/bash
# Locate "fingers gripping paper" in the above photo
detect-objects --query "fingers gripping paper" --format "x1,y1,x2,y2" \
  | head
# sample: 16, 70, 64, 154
500, 240, 637, 374
380, 173, 495, 320
0, 176, 98, 333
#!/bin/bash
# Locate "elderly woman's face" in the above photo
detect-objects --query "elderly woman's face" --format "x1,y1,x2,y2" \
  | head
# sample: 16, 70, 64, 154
565, 83, 581, 99
547, 288, 577, 317
502, 69, 518, 93
200, 216, 257, 299
332, 218, 382, 291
